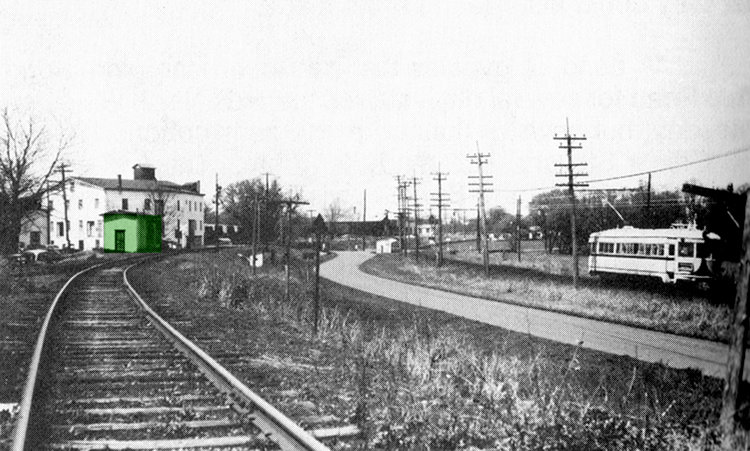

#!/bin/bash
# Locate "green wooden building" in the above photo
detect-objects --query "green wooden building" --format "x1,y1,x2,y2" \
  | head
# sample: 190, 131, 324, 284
102, 211, 162, 253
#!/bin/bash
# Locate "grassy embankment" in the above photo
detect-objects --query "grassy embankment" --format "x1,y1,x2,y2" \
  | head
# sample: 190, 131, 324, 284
361, 252, 731, 343
129, 248, 747, 450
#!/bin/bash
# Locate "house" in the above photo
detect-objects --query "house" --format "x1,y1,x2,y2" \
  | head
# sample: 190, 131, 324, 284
20, 164, 205, 250
102, 211, 162, 252
376, 237, 399, 254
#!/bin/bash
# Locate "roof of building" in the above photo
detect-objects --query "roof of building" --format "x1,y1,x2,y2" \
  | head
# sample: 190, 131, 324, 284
101, 210, 162, 217
76, 177, 203, 195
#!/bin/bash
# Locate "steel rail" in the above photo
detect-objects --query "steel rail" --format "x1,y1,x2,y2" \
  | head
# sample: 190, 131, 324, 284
11, 262, 104, 451
122, 262, 330, 451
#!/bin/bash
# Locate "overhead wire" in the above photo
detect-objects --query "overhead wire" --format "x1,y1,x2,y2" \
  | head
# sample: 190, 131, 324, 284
495, 146, 750, 194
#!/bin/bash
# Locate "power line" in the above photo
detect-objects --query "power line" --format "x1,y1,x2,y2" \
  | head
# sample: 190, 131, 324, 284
587, 146, 750, 184
497, 145, 750, 194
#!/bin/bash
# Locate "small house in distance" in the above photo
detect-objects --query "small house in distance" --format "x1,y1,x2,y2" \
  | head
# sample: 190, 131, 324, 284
102, 211, 162, 253
376, 237, 399, 254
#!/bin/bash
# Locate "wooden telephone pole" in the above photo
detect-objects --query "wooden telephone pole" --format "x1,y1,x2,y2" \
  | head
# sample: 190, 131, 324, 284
214, 173, 221, 250
554, 119, 588, 288
55, 163, 72, 249
251, 193, 260, 275
682, 183, 749, 447
467, 143, 493, 277
721, 192, 750, 448
516, 195, 522, 262
269, 196, 309, 302
395, 176, 411, 256
431, 168, 450, 266
362, 189, 367, 251
412, 177, 422, 263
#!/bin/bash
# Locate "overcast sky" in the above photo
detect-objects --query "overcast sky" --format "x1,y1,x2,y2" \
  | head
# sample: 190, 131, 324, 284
2, 1, 749, 219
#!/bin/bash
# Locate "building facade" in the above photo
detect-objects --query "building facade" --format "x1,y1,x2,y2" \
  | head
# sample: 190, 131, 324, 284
22, 164, 205, 250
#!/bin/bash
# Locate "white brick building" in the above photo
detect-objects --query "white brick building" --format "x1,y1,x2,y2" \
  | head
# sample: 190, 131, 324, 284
22, 164, 205, 250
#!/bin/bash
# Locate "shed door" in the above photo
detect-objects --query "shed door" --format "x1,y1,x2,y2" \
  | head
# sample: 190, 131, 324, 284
115, 230, 126, 252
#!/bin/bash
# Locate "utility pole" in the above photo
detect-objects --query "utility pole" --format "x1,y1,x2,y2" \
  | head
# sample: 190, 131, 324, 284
431, 168, 449, 266
269, 196, 310, 302
645, 172, 652, 228
395, 176, 411, 256
516, 195, 522, 262
215, 173, 221, 250
362, 189, 367, 251
554, 119, 588, 288
312, 214, 327, 337
252, 193, 259, 275
55, 163, 72, 250
721, 193, 750, 448
261, 172, 273, 197
468, 143, 493, 277
412, 176, 422, 263
46, 180, 51, 246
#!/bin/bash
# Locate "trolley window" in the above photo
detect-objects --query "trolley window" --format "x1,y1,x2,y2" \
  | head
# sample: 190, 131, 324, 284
678, 242, 694, 258
668, 244, 675, 256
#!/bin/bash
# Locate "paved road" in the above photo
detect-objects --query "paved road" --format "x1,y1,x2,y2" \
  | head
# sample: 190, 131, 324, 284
321, 251, 743, 380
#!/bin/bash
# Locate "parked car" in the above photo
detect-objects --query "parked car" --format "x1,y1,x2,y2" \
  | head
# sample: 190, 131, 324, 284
37, 249, 64, 264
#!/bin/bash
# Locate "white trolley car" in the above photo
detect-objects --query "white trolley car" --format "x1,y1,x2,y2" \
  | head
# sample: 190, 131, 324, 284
588, 226, 713, 284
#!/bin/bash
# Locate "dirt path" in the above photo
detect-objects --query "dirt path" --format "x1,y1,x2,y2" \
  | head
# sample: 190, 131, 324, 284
321, 251, 743, 380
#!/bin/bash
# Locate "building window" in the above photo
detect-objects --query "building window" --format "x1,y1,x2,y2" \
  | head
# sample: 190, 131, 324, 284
95, 198, 99, 208
48, 200, 53, 211
79, 220, 84, 233
199, 220, 202, 230
97, 220, 103, 238
177, 219, 180, 230
69, 181, 75, 192
155, 199, 165, 215
177, 200, 180, 211
57, 222, 64, 237
144, 199, 151, 210
122, 198, 129, 210
188, 200, 191, 212
87, 221, 94, 237
78, 199, 83, 209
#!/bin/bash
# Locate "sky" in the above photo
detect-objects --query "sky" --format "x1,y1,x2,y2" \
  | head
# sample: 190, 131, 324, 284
1, 1, 749, 220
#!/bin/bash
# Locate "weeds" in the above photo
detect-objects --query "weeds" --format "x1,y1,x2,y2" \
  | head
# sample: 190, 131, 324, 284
139, 250, 748, 449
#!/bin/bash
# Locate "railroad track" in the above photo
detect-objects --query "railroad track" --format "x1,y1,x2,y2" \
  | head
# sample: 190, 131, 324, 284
12, 260, 332, 450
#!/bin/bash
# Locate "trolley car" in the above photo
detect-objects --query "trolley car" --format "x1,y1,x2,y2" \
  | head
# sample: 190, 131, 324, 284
588, 226, 714, 284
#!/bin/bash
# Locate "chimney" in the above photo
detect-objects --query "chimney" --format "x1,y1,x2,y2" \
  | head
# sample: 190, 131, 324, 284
118, 174, 122, 191
133, 164, 156, 180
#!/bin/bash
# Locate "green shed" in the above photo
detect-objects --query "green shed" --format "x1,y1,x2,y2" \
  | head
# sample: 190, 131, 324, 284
102, 211, 162, 253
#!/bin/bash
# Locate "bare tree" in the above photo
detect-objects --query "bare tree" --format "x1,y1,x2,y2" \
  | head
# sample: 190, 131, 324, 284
0, 109, 70, 254
325, 198, 344, 224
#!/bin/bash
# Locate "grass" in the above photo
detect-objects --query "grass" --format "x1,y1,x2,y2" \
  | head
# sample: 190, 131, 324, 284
127, 248, 749, 449
361, 253, 733, 343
